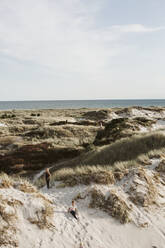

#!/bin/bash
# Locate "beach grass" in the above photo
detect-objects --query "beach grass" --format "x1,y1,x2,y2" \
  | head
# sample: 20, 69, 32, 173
35, 131, 165, 188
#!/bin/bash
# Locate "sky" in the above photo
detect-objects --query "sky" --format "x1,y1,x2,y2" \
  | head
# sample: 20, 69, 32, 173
0, 0, 165, 100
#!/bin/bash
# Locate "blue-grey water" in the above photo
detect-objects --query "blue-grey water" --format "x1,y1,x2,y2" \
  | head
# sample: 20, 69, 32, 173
0, 99, 165, 110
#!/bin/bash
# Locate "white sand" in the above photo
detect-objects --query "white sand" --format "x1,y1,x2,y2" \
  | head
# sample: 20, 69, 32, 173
130, 108, 165, 119
0, 122, 6, 127
152, 119, 165, 131
1, 179, 165, 248
13, 159, 165, 248
38, 182, 165, 248
1, 159, 165, 248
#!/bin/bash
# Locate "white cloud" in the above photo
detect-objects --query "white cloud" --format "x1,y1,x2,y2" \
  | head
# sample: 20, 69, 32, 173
0, 0, 164, 79
109, 24, 165, 33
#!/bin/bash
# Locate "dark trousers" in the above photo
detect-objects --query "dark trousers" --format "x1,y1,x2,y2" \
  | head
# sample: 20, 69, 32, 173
46, 179, 50, 189
70, 210, 78, 220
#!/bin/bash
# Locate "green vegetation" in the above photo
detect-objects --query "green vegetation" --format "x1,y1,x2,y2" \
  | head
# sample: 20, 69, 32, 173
86, 132, 165, 166
94, 117, 155, 146
0, 113, 16, 119
35, 132, 165, 188
30, 113, 40, 117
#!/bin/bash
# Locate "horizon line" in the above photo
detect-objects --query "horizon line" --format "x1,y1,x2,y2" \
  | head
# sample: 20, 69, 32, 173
0, 98, 165, 102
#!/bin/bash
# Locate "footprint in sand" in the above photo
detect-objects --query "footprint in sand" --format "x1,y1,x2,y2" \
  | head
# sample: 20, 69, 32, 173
81, 224, 86, 229
63, 221, 67, 231
75, 233, 79, 239
36, 240, 42, 248
86, 241, 90, 247
49, 236, 54, 242
75, 234, 81, 243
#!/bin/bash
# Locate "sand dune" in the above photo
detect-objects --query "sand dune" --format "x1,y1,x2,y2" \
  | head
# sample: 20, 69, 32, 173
1, 159, 165, 248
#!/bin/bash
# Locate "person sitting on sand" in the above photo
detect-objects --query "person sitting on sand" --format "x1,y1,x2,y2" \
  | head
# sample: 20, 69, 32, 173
68, 200, 78, 220
45, 168, 51, 189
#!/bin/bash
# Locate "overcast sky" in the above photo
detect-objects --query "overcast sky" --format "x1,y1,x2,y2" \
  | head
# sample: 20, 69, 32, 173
0, 0, 165, 100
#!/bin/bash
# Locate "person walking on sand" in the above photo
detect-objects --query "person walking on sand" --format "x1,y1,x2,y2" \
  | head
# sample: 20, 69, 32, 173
45, 168, 51, 189
68, 200, 79, 220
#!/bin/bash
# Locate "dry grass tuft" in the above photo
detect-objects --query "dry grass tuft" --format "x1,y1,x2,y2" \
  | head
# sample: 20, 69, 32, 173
34, 192, 53, 204
18, 180, 38, 193
129, 168, 158, 207
53, 166, 115, 187
148, 148, 165, 159
0, 173, 55, 246
156, 160, 165, 173
89, 188, 131, 224
28, 203, 54, 229
0, 173, 14, 188
56, 182, 66, 188
144, 173, 158, 206
73, 192, 88, 201
136, 154, 151, 166
0, 226, 18, 248
0, 198, 16, 224
0, 194, 19, 247
113, 166, 129, 181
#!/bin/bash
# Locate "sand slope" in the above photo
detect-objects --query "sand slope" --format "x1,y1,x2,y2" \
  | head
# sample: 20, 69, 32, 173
1, 160, 165, 248
38, 185, 164, 248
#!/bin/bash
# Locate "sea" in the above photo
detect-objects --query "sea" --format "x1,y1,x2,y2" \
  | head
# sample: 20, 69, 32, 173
0, 99, 165, 110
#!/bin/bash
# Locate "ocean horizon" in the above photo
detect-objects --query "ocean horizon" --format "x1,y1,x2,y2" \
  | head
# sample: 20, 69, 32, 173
0, 99, 165, 110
